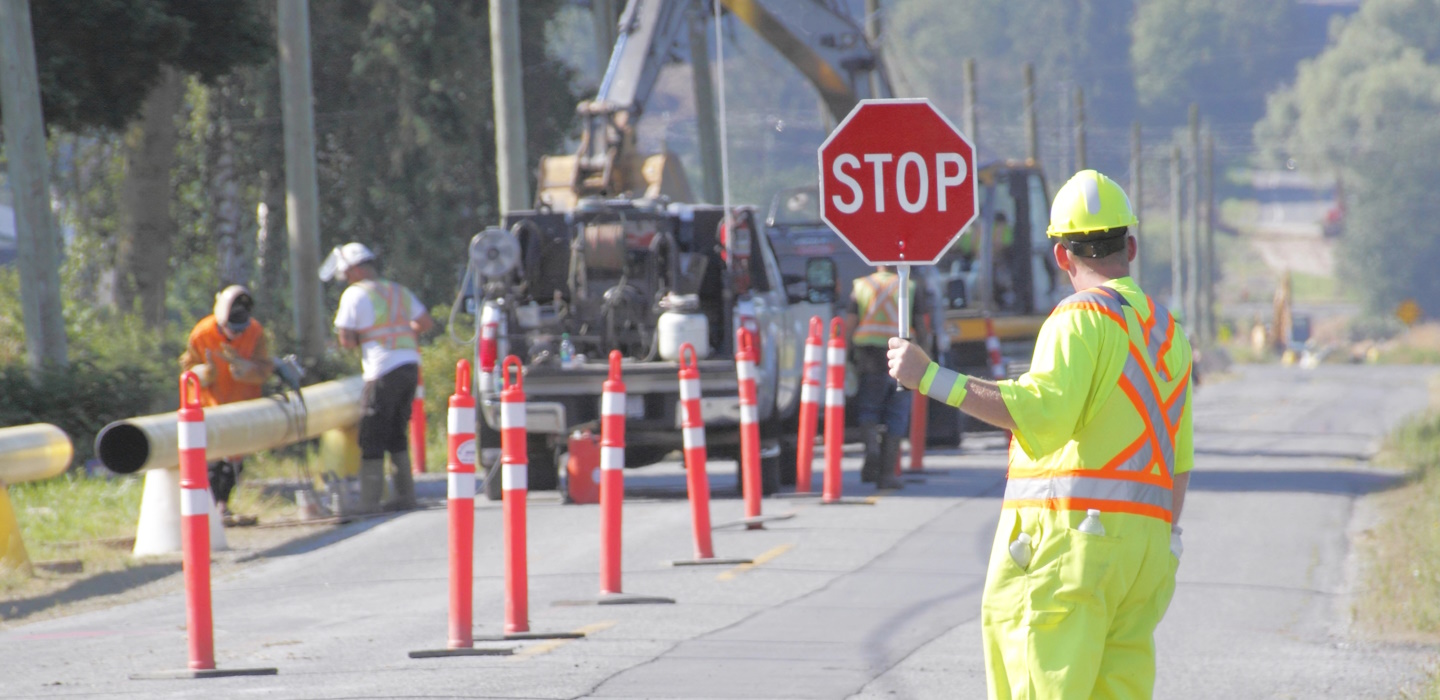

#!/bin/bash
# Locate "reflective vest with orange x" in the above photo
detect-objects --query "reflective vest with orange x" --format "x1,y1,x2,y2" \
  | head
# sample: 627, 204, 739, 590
355, 279, 418, 351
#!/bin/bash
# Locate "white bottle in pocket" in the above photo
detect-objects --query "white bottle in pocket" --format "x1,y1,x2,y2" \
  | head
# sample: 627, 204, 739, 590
1009, 532, 1033, 570
1078, 509, 1106, 536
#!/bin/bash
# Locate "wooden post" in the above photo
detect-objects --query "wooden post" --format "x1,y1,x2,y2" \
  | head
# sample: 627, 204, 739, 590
1130, 121, 1143, 289
1073, 87, 1086, 172
1023, 64, 1038, 164
689, 9, 722, 204
963, 59, 978, 148
0, 0, 68, 370
1170, 145, 1183, 316
1187, 104, 1201, 341
492, 0, 531, 217
277, 0, 327, 360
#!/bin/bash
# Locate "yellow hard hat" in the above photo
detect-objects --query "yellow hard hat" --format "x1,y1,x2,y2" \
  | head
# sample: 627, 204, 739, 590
1046, 169, 1138, 237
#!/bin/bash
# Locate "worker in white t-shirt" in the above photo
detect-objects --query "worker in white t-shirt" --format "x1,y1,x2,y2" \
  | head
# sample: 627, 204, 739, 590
320, 242, 435, 513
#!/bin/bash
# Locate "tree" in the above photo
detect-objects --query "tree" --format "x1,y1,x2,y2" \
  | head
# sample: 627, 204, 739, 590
1255, 0, 1440, 313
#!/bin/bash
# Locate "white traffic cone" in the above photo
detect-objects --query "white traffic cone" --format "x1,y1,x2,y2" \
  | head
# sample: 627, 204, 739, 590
132, 468, 182, 556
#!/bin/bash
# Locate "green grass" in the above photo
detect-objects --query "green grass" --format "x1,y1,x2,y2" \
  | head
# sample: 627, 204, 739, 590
1359, 412, 1440, 639
2, 474, 144, 594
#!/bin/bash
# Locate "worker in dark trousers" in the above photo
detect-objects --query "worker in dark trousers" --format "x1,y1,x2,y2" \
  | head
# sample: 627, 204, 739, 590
847, 265, 928, 490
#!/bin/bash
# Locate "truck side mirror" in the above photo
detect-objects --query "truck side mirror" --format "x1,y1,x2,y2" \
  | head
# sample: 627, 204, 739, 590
946, 277, 968, 309
805, 257, 837, 304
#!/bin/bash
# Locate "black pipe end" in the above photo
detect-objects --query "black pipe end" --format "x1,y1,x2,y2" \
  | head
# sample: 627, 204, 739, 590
95, 423, 150, 474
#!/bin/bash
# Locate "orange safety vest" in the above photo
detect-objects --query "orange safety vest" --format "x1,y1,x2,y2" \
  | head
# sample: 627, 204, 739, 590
1003, 286, 1191, 522
852, 272, 913, 347
355, 279, 418, 351
183, 315, 268, 408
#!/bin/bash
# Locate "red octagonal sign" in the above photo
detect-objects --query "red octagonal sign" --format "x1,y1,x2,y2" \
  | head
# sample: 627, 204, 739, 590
818, 99, 978, 265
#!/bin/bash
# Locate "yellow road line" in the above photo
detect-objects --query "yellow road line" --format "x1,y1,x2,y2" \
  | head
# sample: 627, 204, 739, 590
717, 543, 794, 581
512, 621, 615, 659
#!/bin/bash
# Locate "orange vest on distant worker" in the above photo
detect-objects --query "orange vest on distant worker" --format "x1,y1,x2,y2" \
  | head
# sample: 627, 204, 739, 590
186, 315, 266, 407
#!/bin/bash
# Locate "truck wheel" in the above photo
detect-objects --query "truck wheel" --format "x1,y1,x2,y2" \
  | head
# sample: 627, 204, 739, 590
483, 450, 503, 502
527, 435, 560, 492
760, 441, 782, 496
777, 435, 798, 486
625, 446, 674, 468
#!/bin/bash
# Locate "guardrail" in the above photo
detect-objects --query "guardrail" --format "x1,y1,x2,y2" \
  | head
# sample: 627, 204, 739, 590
0, 423, 74, 573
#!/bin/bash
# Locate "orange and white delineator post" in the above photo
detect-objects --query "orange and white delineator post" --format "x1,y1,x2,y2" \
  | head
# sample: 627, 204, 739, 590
410, 366, 427, 475
794, 317, 824, 493
177, 373, 215, 671
500, 356, 530, 634
822, 318, 848, 504
599, 351, 625, 595
985, 316, 1006, 380
908, 389, 928, 472
678, 344, 715, 559
735, 328, 764, 528
478, 301, 502, 396
447, 360, 477, 648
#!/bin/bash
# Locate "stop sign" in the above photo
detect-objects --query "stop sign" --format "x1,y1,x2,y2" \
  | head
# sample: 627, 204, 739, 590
818, 99, 978, 265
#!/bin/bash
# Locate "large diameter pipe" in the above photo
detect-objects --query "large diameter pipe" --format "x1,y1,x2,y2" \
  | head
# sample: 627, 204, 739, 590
95, 376, 365, 474
0, 423, 72, 484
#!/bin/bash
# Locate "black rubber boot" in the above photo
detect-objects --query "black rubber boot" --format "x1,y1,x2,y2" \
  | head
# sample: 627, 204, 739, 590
876, 433, 904, 491
358, 458, 386, 514
859, 422, 882, 483
386, 452, 418, 511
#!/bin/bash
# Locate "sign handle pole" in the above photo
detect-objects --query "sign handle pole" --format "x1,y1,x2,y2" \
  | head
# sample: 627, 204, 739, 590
897, 264, 911, 341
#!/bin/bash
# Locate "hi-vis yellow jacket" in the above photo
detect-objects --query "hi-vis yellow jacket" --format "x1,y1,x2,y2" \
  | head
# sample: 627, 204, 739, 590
924, 277, 1193, 522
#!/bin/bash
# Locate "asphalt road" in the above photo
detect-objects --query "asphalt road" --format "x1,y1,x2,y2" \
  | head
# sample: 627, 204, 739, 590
0, 365, 1435, 699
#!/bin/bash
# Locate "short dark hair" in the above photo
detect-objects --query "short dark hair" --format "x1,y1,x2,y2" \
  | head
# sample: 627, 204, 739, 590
1062, 226, 1128, 259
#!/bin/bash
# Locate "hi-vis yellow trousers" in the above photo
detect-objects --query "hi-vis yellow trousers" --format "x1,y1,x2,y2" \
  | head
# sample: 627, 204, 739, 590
982, 507, 1178, 700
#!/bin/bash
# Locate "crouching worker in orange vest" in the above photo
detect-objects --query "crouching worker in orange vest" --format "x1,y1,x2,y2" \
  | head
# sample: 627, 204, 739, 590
180, 285, 274, 526
887, 170, 1193, 699
321, 243, 435, 514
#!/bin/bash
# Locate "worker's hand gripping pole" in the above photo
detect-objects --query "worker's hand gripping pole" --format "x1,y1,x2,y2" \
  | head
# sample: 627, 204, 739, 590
897, 264, 912, 341
735, 328, 764, 529
177, 372, 216, 671
499, 356, 529, 634
795, 317, 824, 494
677, 344, 715, 559
599, 351, 626, 595
822, 318, 848, 504
447, 360, 477, 649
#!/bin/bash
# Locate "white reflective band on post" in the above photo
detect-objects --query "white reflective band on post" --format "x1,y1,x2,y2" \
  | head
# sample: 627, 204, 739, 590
415, 384, 425, 399
601, 391, 625, 417
479, 372, 495, 394
804, 344, 823, 364
679, 378, 701, 400
801, 383, 820, 404
683, 426, 706, 448
178, 421, 207, 450
449, 472, 476, 499
448, 407, 476, 434
601, 446, 624, 471
740, 404, 758, 425
827, 348, 846, 366
501, 402, 526, 430
826, 388, 846, 406
737, 361, 755, 381
987, 337, 1001, 351
181, 488, 212, 517
503, 462, 528, 491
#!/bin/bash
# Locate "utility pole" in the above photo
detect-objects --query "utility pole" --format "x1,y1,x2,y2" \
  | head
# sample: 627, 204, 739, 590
1204, 130, 1216, 345
1073, 87, 1086, 172
1170, 145, 1183, 317
688, 9, 722, 203
865, 0, 882, 98
1187, 104, 1202, 343
1023, 63, 1038, 165
491, 0, 530, 217
1130, 121, 1142, 289
963, 58, 978, 148
0, 0, 67, 370
277, 0, 326, 360
591, 0, 616, 73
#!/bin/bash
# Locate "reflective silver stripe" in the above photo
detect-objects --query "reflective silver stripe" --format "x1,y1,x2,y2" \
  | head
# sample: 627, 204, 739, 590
1122, 357, 1174, 475
448, 472, 476, 500
501, 402, 525, 430
737, 360, 756, 381
503, 462, 528, 491
1004, 475, 1172, 512
415, 384, 425, 399
679, 378, 701, 400
826, 388, 845, 407
449, 407, 475, 434
925, 368, 960, 404
181, 488, 212, 517
1058, 288, 1125, 314
601, 391, 625, 417
178, 421, 206, 450
827, 347, 846, 366
800, 383, 820, 404
1147, 304, 1173, 360
740, 404, 758, 424
1166, 385, 1187, 429
683, 426, 706, 448
601, 446, 624, 471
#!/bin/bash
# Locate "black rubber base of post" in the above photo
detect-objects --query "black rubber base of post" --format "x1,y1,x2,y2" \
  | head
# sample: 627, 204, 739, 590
820, 496, 877, 506
131, 667, 278, 680
553, 592, 677, 606
714, 512, 797, 530
408, 647, 514, 658
772, 491, 820, 499
471, 631, 587, 642
667, 557, 754, 567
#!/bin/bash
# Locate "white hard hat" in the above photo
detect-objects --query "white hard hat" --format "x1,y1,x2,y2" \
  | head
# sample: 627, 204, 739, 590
318, 242, 376, 281
214, 285, 254, 334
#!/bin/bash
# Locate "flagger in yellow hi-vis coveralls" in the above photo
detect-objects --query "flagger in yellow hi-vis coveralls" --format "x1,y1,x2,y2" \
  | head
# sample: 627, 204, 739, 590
888, 170, 1192, 699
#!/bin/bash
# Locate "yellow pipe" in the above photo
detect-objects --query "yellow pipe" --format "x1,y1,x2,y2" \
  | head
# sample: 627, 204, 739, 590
0, 423, 72, 574
95, 377, 365, 474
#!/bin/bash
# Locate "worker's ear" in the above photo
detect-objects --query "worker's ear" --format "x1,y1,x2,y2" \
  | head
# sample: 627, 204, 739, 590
1126, 235, 1138, 263
1053, 242, 1073, 275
